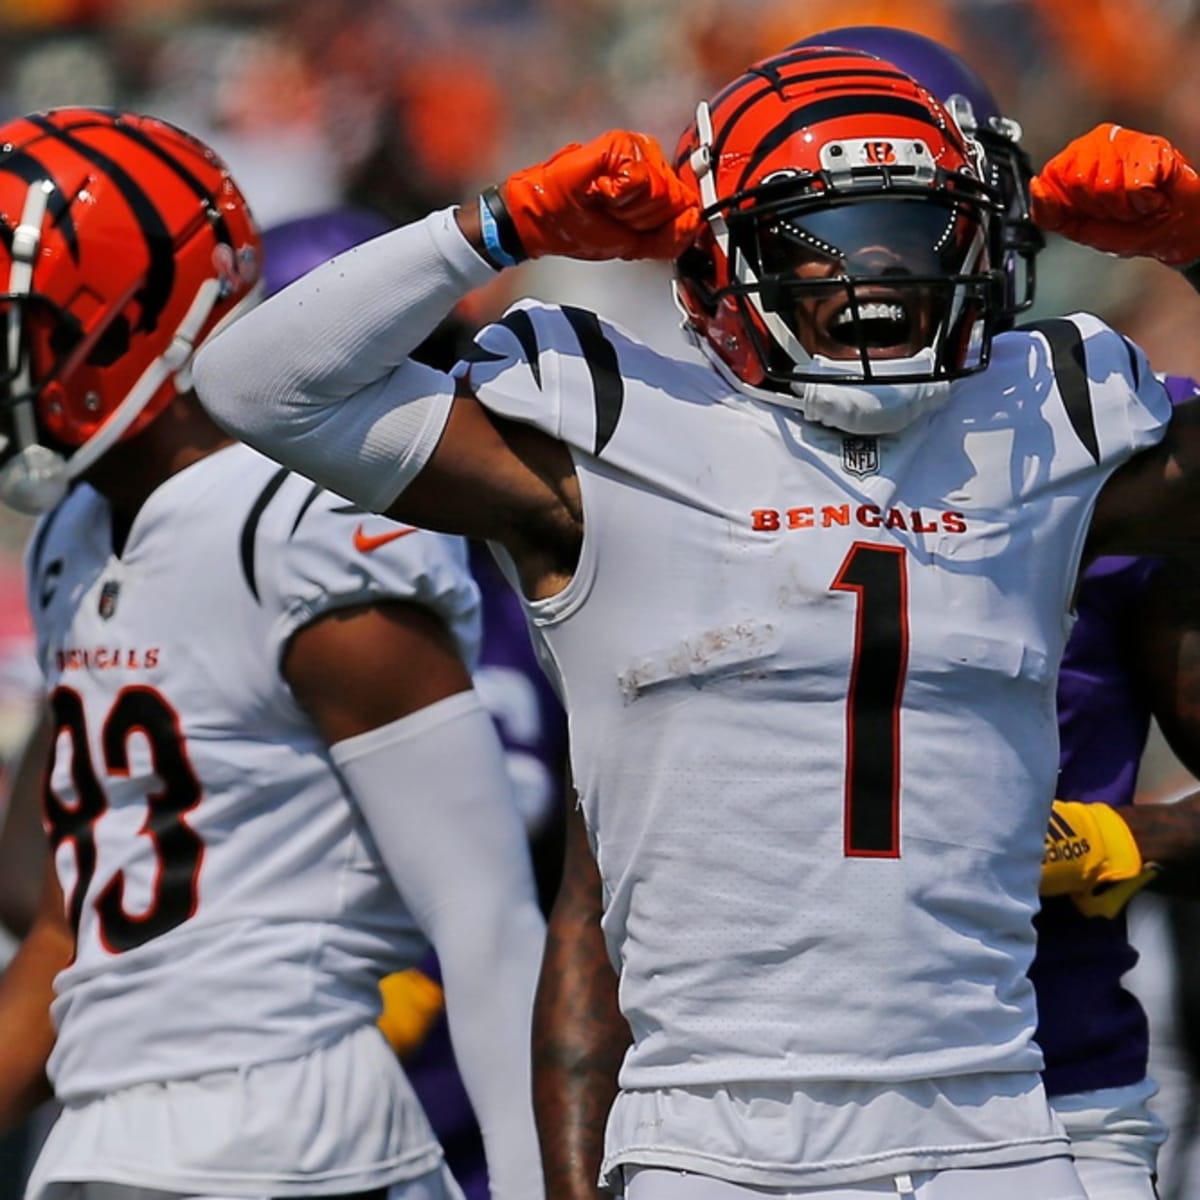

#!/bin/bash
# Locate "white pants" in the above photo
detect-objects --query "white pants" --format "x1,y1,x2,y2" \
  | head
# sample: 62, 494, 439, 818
623, 1158, 1088, 1200
1073, 1157, 1158, 1200
27, 1167, 466, 1200
1050, 1079, 1165, 1200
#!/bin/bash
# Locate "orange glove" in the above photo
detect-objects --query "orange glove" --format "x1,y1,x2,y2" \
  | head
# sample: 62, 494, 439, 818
492, 130, 700, 263
1032, 123, 1200, 266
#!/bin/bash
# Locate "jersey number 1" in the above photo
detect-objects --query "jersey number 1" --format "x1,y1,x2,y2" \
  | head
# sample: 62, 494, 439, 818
831, 543, 909, 857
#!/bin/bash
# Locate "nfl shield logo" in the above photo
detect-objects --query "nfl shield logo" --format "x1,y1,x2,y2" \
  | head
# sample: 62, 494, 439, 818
841, 436, 879, 479
98, 580, 120, 620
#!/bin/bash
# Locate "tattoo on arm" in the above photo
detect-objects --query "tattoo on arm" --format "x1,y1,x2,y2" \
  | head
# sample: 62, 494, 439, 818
1126, 794, 1200, 895
532, 800, 630, 1200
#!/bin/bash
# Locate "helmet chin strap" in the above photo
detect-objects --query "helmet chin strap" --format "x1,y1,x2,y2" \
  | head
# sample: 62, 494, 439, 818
794, 352, 951, 435
693, 330, 951, 434
727, 241, 958, 434
0, 179, 63, 514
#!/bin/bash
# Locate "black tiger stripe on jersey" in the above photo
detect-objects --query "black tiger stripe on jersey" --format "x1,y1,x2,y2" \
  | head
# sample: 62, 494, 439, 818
561, 305, 623, 455
289, 483, 324, 538
240, 466, 290, 603
1024, 318, 1100, 465
498, 308, 543, 389
457, 340, 507, 368
458, 310, 544, 386
1121, 336, 1143, 390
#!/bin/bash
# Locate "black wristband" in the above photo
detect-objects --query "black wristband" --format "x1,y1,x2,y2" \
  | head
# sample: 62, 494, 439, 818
481, 185, 529, 265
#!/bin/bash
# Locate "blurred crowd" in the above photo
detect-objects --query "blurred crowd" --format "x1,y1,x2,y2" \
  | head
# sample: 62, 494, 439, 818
1, 0, 1200, 1191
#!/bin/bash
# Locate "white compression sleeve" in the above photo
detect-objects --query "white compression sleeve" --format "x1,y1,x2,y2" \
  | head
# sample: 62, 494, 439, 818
331, 690, 547, 1200
192, 208, 497, 512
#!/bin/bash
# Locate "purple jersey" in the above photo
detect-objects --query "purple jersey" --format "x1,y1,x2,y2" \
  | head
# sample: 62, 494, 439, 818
406, 543, 567, 1200
1034, 373, 1199, 1096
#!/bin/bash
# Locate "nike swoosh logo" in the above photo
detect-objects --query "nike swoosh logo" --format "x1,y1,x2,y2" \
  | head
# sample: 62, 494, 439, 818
353, 524, 419, 553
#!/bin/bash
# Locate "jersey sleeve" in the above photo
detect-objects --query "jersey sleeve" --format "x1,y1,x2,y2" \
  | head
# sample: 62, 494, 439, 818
261, 484, 482, 672
452, 299, 638, 458
1029, 313, 1173, 475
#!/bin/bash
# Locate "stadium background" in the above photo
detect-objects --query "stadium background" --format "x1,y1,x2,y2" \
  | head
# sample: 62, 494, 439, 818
0, 0, 1198, 1192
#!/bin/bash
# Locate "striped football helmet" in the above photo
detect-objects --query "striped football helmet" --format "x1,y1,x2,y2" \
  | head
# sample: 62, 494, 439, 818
0, 108, 261, 512
672, 46, 1004, 427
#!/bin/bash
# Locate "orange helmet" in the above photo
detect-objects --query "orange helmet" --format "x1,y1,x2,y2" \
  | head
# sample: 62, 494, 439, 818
0, 108, 261, 512
673, 46, 1003, 420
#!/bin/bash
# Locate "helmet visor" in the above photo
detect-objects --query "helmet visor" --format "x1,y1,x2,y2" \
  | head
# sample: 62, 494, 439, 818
757, 196, 986, 285
738, 194, 996, 378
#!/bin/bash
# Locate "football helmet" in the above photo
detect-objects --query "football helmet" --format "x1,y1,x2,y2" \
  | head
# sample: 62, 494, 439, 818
673, 46, 1005, 434
792, 26, 1042, 321
0, 108, 262, 513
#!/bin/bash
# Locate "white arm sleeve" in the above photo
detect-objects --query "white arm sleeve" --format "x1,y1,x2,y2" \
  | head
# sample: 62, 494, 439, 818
192, 208, 497, 512
331, 690, 546, 1200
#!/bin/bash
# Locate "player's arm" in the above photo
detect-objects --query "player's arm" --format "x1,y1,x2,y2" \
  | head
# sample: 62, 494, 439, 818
1125, 551, 1200, 896
1085, 395, 1200, 558
1039, 558, 1200, 917
1041, 790, 1200, 917
1041, 552, 1200, 914
0, 707, 53, 938
1032, 125, 1200, 558
192, 132, 697, 592
284, 599, 546, 1200
533, 795, 630, 1200
0, 858, 70, 1131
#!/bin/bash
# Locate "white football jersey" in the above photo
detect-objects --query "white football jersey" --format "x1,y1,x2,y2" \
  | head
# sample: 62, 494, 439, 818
26, 442, 481, 1103
455, 305, 1172, 1187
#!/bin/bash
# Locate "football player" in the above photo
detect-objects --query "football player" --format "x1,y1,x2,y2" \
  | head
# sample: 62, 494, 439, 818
767, 30, 1200, 1200
0, 110, 545, 1200
194, 47, 1200, 1200
530, 28, 1200, 1200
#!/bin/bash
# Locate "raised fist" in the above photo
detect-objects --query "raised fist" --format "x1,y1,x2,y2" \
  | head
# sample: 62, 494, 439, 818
1032, 123, 1200, 267
490, 130, 701, 263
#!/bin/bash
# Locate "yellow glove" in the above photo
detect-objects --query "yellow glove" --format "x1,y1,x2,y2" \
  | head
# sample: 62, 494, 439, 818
377, 968, 445, 1059
1041, 799, 1158, 919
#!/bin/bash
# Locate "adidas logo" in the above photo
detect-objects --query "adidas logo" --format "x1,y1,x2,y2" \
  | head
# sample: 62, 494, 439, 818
1045, 808, 1090, 862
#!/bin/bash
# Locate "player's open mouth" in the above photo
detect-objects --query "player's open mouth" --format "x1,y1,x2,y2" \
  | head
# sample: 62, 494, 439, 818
826, 299, 914, 351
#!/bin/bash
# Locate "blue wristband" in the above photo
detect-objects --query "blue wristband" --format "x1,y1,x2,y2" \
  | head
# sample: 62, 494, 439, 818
479, 193, 518, 269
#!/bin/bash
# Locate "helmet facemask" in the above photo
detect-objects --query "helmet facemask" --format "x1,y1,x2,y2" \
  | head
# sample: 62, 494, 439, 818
674, 62, 1007, 433
729, 183, 1001, 392
948, 99, 1043, 321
